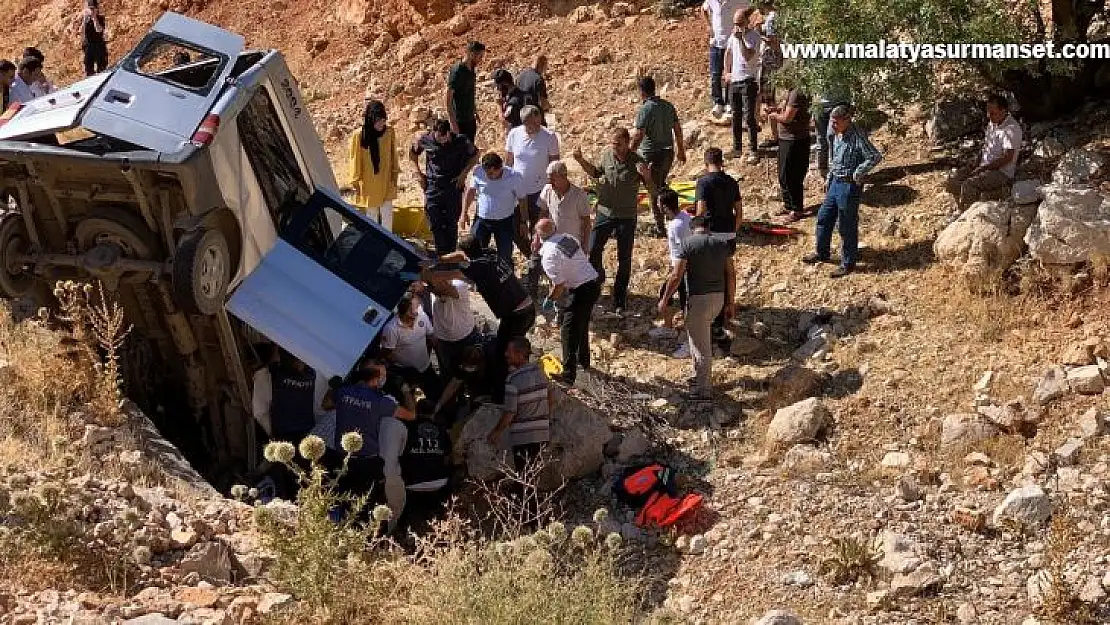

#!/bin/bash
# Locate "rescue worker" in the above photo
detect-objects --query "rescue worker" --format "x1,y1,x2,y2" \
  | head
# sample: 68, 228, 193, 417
251, 346, 327, 499
326, 359, 415, 533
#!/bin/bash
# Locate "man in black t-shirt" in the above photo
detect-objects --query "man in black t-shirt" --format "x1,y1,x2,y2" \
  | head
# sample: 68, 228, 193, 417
427, 234, 535, 402
75, 0, 108, 76
694, 148, 743, 351
0, 61, 14, 112
409, 120, 480, 254
515, 55, 550, 126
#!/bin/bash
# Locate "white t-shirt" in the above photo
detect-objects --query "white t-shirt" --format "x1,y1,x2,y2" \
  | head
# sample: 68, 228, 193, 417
430, 279, 476, 342
703, 0, 749, 48
666, 212, 693, 265
540, 233, 598, 290
470, 166, 526, 221
505, 126, 561, 195
538, 184, 591, 245
381, 309, 434, 371
726, 29, 762, 82
9, 76, 35, 104
981, 114, 1022, 179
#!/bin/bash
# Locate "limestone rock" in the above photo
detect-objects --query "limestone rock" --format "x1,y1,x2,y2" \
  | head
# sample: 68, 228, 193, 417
446, 15, 471, 35
889, 560, 943, 597
1051, 147, 1107, 186
1053, 437, 1084, 466
1032, 366, 1069, 405
124, 616, 178, 625
766, 398, 831, 448
1026, 570, 1052, 605
934, 200, 1037, 282
617, 428, 650, 461
881, 451, 911, 469
993, 485, 1052, 527
1025, 185, 1110, 265
1077, 407, 1108, 438
752, 610, 802, 625
460, 388, 611, 484
879, 532, 922, 574
587, 46, 613, 64
926, 99, 984, 143
940, 413, 999, 447
257, 593, 292, 615
1066, 365, 1105, 394
396, 34, 426, 63
179, 542, 234, 584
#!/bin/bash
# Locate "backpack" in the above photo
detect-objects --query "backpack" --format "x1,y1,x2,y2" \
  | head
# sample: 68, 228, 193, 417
613, 463, 704, 529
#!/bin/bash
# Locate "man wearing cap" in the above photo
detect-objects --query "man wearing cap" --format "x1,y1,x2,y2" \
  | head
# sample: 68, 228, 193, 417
446, 41, 485, 142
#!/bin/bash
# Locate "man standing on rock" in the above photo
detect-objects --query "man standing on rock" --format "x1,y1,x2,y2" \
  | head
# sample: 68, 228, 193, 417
803, 105, 882, 278
632, 76, 686, 237
572, 129, 653, 316
515, 54, 551, 126
536, 218, 601, 387
507, 105, 561, 299
766, 83, 811, 222
487, 337, 552, 468
702, 0, 748, 118
446, 41, 485, 142
462, 152, 529, 265
945, 95, 1022, 220
695, 148, 743, 351
658, 215, 736, 401
409, 119, 479, 254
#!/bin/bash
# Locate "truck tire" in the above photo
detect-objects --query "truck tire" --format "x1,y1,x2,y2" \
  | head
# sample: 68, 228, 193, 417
0, 214, 34, 299
172, 227, 231, 316
75, 207, 159, 259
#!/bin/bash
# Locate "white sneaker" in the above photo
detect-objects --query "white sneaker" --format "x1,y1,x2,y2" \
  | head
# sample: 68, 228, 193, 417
745, 154, 759, 165
725, 104, 733, 116
672, 343, 691, 359
711, 104, 724, 117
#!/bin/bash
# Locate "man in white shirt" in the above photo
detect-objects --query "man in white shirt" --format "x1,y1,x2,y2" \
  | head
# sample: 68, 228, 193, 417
538, 160, 592, 247
945, 95, 1023, 217
702, 0, 748, 117
461, 152, 529, 265
20, 48, 55, 98
506, 105, 560, 300
536, 218, 601, 386
380, 291, 443, 403
723, 6, 763, 164
427, 276, 479, 374
8, 58, 42, 105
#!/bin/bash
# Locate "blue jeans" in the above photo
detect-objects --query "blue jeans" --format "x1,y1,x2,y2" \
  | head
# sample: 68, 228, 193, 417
709, 46, 726, 106
472, 214, 516, 265
815, 179, 861, 268
587, 215, 636, 309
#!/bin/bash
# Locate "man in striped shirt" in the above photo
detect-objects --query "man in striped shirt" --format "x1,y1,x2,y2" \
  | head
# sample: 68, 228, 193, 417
802, 105, 882, 278
488, 337, 552, 464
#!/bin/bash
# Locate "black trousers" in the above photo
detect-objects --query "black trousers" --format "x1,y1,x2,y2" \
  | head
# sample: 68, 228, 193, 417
559, 279, 601, 381
391, 364, 443, 403
493, 304, 536, 402
425, 187, 463, 254
457, 117, 478, 144
729, 79, 759, 153
83, 43, 108, 76
778, 137, 811, 214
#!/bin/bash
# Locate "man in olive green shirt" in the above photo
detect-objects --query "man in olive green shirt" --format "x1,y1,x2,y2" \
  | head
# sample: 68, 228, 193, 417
571, 128, 653, 315
631, 76, 686, 237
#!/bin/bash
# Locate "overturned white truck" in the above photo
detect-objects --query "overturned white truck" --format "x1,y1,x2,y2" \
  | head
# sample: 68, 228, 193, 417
0, 13, 422, 485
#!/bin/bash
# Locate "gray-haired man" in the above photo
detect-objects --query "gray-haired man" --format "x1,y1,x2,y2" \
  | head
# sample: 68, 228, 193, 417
507, 104, 561, 300
538, 160, 592, 247
802, 105, 882, 278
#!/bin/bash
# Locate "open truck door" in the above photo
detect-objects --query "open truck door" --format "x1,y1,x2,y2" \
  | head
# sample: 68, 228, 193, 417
225, 188, 424, 381
79, 12, 245, 154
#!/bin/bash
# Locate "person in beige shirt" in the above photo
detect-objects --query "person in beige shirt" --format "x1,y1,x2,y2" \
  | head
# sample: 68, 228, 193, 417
537, 160, 592, 247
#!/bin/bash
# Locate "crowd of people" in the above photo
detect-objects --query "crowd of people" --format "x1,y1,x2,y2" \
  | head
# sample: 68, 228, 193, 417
0, 0, 108, 111
5, 2, 1022, 531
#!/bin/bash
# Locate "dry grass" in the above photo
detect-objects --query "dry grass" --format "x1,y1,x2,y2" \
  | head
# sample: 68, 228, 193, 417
818, 533, 881, 586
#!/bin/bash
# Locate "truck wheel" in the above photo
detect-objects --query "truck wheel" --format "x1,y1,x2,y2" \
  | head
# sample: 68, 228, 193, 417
0, 214, 34, 299
173, 228, 230, 316
75, 208, 159, 259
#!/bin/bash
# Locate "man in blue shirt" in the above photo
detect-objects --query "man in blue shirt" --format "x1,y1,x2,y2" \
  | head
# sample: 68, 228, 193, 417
461, 152, 529, 265
803, 105, 882, 278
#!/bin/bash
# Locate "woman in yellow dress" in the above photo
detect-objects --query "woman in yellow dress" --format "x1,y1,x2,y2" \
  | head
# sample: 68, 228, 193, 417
347, 100, 399, 230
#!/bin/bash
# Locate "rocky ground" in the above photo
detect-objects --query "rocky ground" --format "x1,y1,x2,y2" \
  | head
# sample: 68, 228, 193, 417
3, 0, 1110, 623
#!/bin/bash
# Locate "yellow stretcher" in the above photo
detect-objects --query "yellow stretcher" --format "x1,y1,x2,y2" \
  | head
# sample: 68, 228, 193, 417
391, 204, 433, 240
